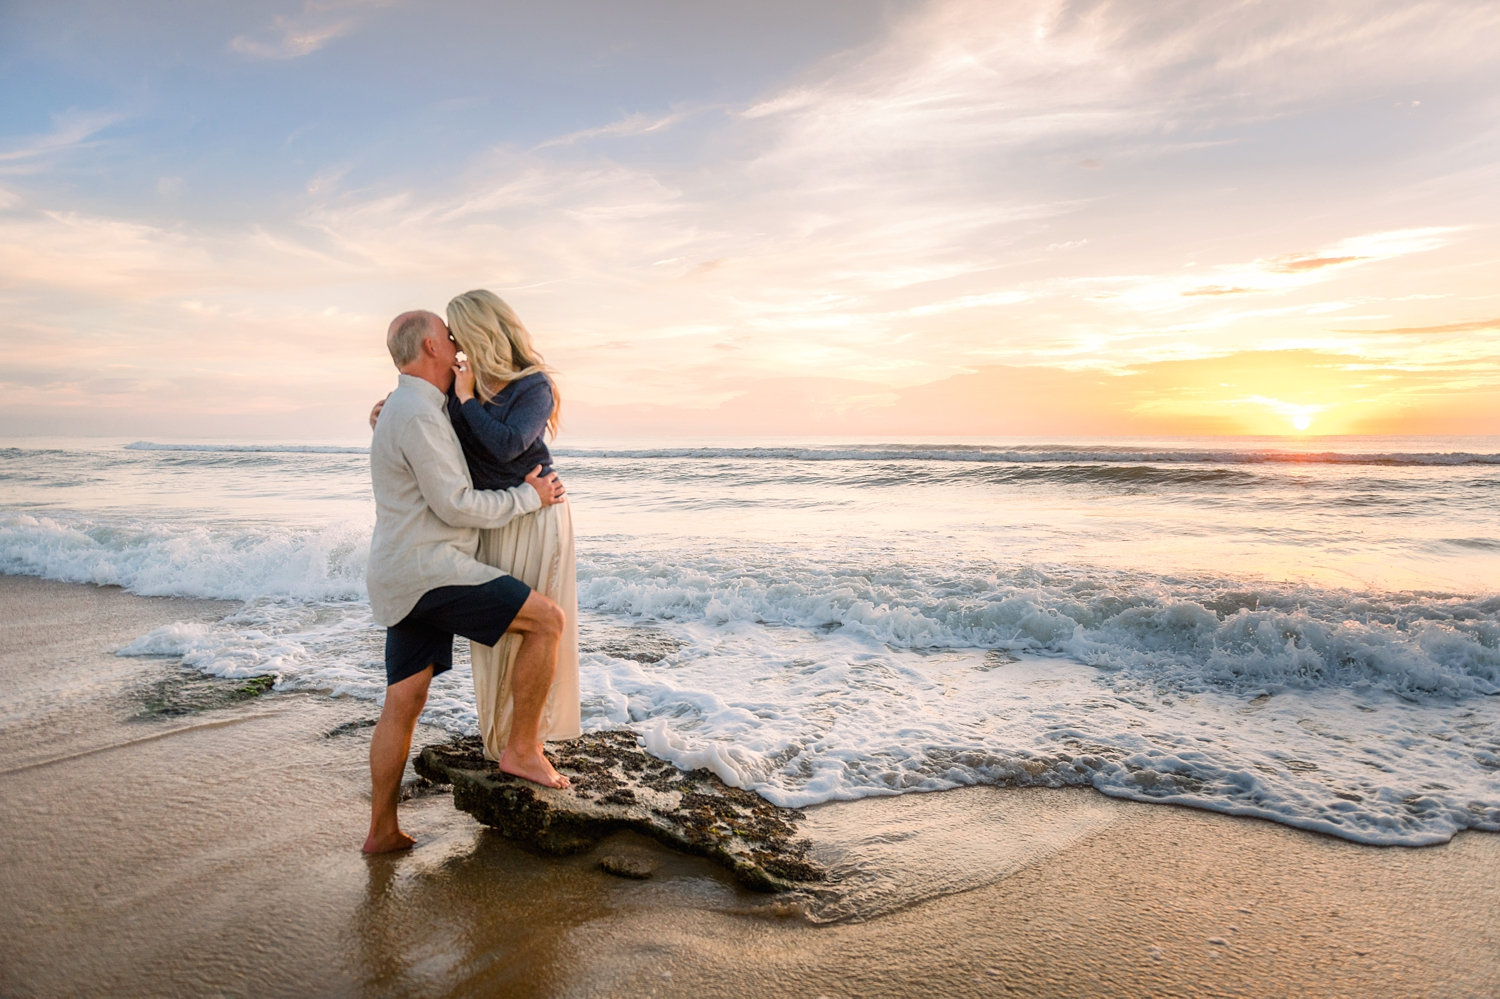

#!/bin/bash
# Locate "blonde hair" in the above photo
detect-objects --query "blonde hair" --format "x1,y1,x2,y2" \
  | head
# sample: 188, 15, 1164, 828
446, 289, 560, 437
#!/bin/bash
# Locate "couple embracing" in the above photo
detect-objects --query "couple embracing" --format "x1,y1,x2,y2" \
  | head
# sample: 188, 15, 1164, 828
363, 290, 579, 854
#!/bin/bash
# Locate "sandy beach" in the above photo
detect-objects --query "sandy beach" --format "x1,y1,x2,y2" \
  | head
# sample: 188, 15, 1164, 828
2, 573, 1497, 998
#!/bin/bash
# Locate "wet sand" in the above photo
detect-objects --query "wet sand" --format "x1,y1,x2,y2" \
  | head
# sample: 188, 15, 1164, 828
2, 574, 1497, 998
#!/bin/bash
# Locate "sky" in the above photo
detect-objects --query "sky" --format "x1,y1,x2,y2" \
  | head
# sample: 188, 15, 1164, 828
2, 0, 1498, 441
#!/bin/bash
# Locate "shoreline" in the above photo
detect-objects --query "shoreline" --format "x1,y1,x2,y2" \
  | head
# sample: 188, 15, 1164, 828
2, 572, 1497, 997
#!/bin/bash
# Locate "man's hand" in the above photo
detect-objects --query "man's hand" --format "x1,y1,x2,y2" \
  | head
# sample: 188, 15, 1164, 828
524, 465, 567, 507
369, 393, 390, 430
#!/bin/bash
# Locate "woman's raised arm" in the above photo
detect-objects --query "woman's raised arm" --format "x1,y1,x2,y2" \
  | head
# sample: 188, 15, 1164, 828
453, 376, 553, 462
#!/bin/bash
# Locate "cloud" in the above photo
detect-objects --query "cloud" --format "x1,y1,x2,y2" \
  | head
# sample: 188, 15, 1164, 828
0, 110, 127, 172
1134, 228, 1467, 307
733, 0, 1500, 173
897, 290, 1033, 316
0, 207, 361, 300
1340, 317, 1500, 335
1269, 255, 1363, 273
1181, 286, 1254, 297
537, 110, 690, 148
305, 165, 350, 197
231, 19, 351, 60
229, 1, 393, 60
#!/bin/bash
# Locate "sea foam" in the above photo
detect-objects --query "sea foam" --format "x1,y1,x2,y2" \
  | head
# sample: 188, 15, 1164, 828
4, 508, 1495, 700
0, 512, 368, 602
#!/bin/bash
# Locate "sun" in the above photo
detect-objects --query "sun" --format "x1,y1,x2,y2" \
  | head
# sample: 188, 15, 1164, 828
1243, 396, 1326, 434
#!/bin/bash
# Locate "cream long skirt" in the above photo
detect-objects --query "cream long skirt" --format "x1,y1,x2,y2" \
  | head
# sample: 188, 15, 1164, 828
471, 501, 581, 760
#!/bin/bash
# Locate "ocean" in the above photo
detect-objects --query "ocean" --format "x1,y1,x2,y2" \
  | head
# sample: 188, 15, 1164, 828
2, 435, 1497, 847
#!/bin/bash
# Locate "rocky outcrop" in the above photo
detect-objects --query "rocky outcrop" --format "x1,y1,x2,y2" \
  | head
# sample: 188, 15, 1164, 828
414, 730, 824, 892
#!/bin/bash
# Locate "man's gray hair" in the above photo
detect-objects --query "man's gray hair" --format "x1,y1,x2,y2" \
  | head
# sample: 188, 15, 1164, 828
387, 311, 436, 367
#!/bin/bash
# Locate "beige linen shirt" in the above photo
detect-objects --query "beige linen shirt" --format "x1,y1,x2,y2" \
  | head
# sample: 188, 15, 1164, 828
367, 373, 542, 626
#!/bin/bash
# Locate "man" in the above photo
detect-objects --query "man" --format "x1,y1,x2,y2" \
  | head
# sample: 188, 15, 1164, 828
363, 309, 569, 855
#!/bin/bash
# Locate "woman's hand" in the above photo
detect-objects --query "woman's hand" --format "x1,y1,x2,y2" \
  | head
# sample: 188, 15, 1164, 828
452, 358, 477, 403
368, 393, 390, 430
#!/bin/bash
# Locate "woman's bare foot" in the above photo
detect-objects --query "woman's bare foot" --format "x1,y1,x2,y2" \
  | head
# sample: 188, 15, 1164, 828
499, 746, 571, 789
362, 829, 416, 854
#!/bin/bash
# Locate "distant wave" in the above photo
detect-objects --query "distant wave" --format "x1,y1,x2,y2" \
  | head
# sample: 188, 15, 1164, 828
94, 441, 1500, 465
124, 441, 368, 455
554, 445, 1500, 467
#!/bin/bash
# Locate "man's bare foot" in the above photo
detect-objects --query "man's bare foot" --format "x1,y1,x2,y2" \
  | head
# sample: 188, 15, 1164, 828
499, 746, 571, 789
362, 829, 416, 854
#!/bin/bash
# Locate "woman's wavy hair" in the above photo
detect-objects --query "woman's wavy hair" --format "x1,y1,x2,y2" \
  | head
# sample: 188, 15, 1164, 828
446, 289, 560, 437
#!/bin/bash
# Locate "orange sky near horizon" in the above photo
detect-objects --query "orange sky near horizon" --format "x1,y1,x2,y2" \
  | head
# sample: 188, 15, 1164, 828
561, 347, 1500, 439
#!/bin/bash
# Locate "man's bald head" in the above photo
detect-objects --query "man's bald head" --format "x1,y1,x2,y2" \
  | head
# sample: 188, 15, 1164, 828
386, 310, 444, 368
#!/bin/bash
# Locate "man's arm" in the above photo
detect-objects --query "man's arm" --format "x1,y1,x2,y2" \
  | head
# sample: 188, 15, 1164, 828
400, 413, 553, 529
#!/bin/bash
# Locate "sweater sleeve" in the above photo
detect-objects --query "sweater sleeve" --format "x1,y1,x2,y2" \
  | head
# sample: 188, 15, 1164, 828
454, 377, 553, 463
399, 411, 542, 529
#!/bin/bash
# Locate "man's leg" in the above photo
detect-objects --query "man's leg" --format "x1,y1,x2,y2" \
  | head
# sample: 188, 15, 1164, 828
497, 591, 569, 789
363, 665, 434, 853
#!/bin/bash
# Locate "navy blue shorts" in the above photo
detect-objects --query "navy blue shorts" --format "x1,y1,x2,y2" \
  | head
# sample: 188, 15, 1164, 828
384, 575, 532, 686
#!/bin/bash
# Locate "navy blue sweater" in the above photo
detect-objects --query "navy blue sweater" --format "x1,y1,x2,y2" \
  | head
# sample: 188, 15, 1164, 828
447, 371, 554, 490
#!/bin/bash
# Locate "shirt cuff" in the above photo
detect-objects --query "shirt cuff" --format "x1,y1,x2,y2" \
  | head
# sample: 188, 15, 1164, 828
516, 481, 543, 515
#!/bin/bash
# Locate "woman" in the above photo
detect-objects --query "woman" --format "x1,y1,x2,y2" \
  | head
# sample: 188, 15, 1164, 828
444, 289, 581, 760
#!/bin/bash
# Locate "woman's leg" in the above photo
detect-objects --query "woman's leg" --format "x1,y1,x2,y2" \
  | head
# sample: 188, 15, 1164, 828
472, 521, 529, 760
497, 590, 569, 788
546, 501, 582, 740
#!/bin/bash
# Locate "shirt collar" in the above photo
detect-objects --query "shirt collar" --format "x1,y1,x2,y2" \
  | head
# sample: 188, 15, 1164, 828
397, 372, 446, 407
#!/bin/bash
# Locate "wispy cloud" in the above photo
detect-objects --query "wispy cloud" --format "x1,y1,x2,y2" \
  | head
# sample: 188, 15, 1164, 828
537, 110, 690, 148
0, 206, 361, 300
1181, 286, 1255, 297
231, 18, 350, 60
229, 1, 392, 61
0, 110, 127, 172
1132, 229, 1468, 308
1341, 317, 1500, 336
1269, 255, 1363, 274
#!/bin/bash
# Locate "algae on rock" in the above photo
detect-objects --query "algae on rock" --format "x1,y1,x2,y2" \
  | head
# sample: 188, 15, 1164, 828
415, 730, 824, 892
135, 668, 276, 718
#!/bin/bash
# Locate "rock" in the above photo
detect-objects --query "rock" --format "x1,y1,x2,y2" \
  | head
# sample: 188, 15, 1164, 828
398, 776, 448, 802
415, 730, 825, 892
599, 854, 654, 880
135, 668, 276, 717
324, 719, 377, 738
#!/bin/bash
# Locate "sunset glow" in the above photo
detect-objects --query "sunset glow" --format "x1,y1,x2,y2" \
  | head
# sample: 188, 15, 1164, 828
2, 1, 1498, 439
